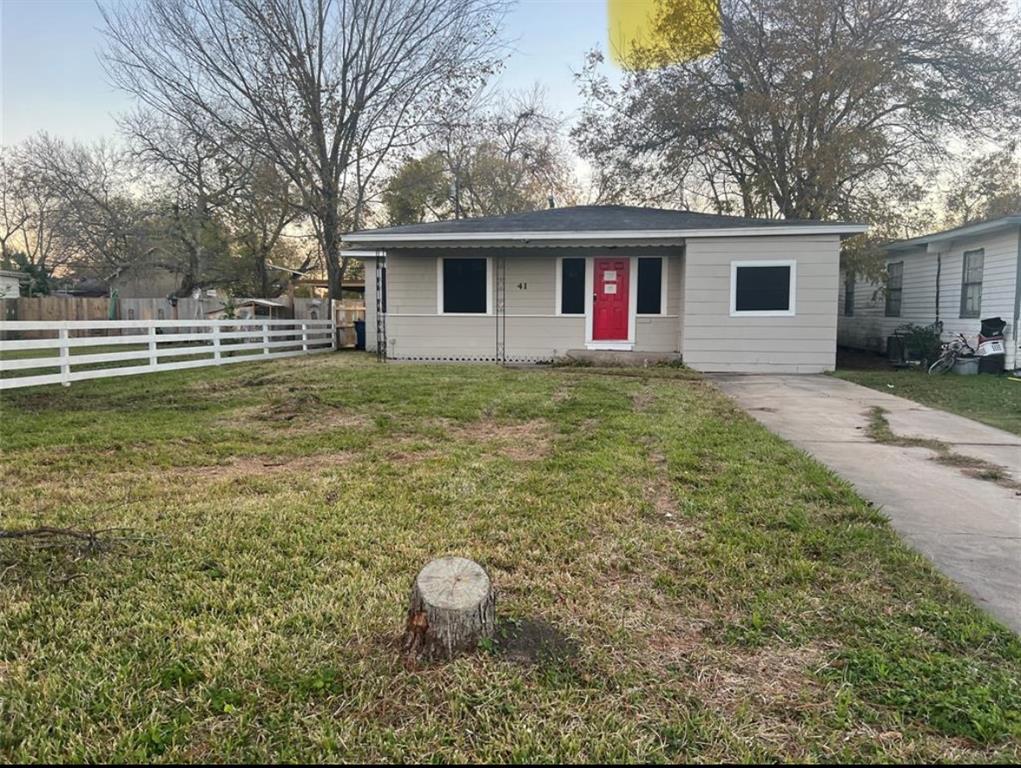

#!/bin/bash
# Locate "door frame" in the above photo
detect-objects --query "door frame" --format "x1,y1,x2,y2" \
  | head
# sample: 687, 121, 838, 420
585, 255, 638, 350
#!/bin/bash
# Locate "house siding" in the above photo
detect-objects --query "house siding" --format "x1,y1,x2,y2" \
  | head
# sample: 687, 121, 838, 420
837, 227, 1020, 369
367, 250, 683, 361
681, 235, 842, 373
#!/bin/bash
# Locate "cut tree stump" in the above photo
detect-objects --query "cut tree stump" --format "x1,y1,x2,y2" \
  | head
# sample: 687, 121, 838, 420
403, 557, 495, 662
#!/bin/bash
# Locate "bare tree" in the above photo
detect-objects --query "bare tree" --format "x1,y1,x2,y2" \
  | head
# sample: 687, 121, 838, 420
0, 146, 64, 274
100, 0, 507, 300
22, 134, 152, 278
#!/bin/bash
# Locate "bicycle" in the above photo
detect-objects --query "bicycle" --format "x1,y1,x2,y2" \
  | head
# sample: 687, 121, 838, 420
927, 333, 975, 375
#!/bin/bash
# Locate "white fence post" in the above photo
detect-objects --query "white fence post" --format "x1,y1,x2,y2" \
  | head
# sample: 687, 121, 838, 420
213, 323, 222, 362
262, 322, 270, 355
59, 327, 70, 387
301, 322, 308, 353
148, 325, 158, 371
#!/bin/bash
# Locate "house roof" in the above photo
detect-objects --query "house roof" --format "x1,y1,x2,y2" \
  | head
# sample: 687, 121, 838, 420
886, 213, 1021, 253
343, 205, 867, 247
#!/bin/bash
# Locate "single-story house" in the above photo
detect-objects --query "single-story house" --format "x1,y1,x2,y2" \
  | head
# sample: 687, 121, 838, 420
838, 213, 1021, 371
342, 205, 867, 373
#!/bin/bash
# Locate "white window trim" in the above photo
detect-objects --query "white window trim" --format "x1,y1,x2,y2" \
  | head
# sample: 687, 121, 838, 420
730, 259, 797, 317
555, 256, 586, 316
436, 256, 492, 316
635, 256, 668, 317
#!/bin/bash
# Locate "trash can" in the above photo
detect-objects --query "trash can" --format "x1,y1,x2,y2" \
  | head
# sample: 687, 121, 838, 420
354, 320, 366, 350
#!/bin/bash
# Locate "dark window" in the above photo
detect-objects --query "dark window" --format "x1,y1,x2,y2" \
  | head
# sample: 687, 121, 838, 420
637, 258, 663, 314
885, 261, 903, 317
380, 266, 388, 313
844, 275, 855, 317
442, 258, 487, 313
560, 258, 585, 315
733, 264, 792, 313
960, 249, 983, 318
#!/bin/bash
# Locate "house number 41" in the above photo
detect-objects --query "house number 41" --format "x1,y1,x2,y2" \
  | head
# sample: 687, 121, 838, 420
517, 282, 528, 290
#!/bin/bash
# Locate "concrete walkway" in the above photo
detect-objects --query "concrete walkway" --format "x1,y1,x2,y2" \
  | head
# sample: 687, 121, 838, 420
711, 374, 1021, 633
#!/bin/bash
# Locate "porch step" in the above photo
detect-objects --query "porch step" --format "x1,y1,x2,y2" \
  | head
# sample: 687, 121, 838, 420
563, 349, 682, 366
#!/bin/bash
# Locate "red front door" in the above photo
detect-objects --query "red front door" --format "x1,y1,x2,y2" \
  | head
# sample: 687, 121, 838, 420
593, 258, 629, 341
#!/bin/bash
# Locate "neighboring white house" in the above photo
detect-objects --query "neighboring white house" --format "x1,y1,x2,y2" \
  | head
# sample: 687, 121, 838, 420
0, 270, 26, 298
838, 214, 1021, 370
342, 205, 867, 373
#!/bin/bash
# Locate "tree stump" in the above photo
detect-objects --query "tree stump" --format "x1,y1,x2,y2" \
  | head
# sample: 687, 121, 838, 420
403, 557, 495, 662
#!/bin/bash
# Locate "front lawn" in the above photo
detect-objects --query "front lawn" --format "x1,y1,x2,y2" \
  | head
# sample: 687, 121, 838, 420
1, 355, 1019, 762
834, 366, 1021, 437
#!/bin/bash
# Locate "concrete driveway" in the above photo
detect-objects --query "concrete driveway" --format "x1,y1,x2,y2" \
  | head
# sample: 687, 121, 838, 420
712, 374, 1021, 633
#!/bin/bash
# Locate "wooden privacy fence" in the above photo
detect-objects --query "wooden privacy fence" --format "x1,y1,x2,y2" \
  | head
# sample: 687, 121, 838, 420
0, 318, 335, 390
334, 303, 366, 349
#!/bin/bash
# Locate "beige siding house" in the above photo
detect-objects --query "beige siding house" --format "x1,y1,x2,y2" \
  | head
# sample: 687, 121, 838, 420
838, 215, 1021, 370
344, 206, 866, 373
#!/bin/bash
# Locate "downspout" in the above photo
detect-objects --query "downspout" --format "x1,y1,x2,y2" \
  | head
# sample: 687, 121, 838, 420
1013, 227, 1021, 371
935, 251, 941, 326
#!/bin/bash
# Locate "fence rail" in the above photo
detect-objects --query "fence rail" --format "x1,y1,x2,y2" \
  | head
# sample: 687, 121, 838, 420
0, 318, 335, 390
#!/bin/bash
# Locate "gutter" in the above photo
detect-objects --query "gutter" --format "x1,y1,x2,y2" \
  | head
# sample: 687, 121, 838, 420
342, 224, 868, 246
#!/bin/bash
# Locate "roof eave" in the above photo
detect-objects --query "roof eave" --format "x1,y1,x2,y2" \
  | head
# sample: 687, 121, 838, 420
886, 216, 1021, 252
342, 224, 868, 248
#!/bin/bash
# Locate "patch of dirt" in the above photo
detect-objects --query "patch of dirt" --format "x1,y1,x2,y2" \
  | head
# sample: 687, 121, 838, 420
631, 386, 657, 412
223, 403, 371, 433
179, 452, 355, 481
445, 418, 553, 461
494, 617, 578, 666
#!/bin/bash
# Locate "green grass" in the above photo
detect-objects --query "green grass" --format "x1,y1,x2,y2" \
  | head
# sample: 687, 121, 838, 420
834, 368, 1021, 437
2, 354, 1020, 762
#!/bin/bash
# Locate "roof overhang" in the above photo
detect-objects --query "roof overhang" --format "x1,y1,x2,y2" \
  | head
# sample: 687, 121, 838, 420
342, 224, 868, 249
886, 215, 1021, 253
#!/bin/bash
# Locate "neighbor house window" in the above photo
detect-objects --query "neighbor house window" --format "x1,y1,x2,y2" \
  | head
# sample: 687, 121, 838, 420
885, 262, 903, 317
637, 257, 665, 315
844, 275, 855, 317
379, 265, 388, 313
730, 260, 796, 316
439, 257, 489, 314
558, 258, 585, 315
960, 249, 984, 318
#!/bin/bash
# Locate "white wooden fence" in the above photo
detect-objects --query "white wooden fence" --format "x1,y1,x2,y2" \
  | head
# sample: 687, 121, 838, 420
0, 318, 335, 390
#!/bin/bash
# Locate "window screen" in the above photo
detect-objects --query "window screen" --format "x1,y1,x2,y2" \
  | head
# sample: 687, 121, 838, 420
560, 258, 585, 315
442, 258, 487, 313
734, 265, 792, 312
960, 249, 983, 318
885, 262, 903, 317
380, 266, 388, 313
844, 275, 855, 317
637, 258, 663, 314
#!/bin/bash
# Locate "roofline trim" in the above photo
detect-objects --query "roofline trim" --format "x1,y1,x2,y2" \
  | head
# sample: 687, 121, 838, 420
343, 224, 868, 244
886, 215, 1021, 252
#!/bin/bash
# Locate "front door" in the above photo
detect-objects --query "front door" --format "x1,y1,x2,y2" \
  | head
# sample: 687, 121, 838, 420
593, 258, 630, 341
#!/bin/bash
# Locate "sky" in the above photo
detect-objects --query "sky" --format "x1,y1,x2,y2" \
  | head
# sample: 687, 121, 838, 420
0, 0, 614, 147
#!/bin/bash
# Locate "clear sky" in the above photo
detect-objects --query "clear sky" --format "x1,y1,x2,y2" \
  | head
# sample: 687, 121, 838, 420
0, 0, 612, 146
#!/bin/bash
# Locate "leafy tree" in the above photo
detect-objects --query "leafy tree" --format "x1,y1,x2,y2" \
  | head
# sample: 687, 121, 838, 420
575, 0, 1021, 273
383, 91, 576, 224
944, 143, 1021, 227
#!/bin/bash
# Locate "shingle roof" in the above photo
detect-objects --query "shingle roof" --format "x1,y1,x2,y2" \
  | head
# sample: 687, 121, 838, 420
885, 213, 1021, 252
345, 205, 859, 241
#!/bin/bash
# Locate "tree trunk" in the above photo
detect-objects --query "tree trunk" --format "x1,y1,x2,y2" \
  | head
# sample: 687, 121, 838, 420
403, 557, 495, 662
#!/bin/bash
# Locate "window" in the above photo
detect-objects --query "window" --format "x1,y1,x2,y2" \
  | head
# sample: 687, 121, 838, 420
885, 261, 903, 317
379, 266, 388, 313
637, 257, 664, 314
730, 260, 796, 316
558, 258, 585, 315
439, 257, 489, 314
960, 248, 984, 318
844, 275, 855, 317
